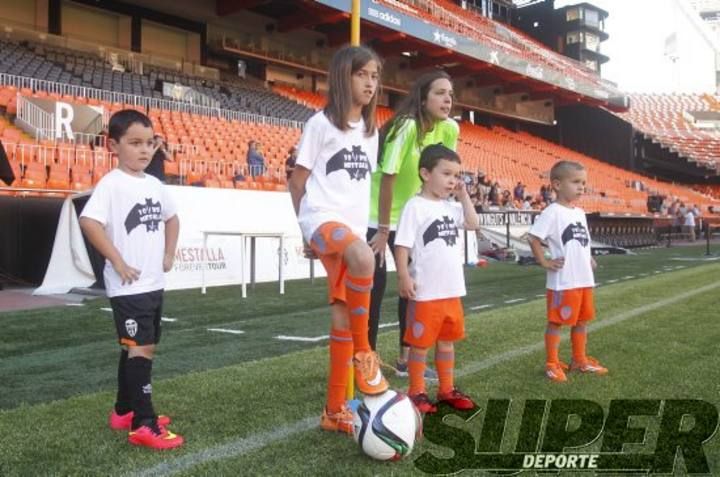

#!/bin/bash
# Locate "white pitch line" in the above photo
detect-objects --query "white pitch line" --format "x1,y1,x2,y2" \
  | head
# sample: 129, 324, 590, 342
670, 257, 720, 262
456, 280, 720, 378
132, 417, 317, 477
378, 321, 398, 329
606, 279, 619, 283
134, 280, 720, 477
278, 324, 396, 341
208, 328, 245, 335
470, 304, 494, 310
654, 271, 663, 274
504, 298, 526, 304
535, 294, 546, 298
622, 276, 635, 280
101, 307, 112, 312
275, 334, 328, 342
65, 303, 85, 307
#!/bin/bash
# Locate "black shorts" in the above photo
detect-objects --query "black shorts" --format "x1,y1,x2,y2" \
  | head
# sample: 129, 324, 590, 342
110, 290, 164, 347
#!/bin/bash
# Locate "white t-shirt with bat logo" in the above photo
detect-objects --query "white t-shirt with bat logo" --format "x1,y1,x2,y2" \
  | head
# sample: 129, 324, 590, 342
528, 202, 595, 291
395, 195, 466, 301
81, 169, 177, 297
295, 111, 378, 241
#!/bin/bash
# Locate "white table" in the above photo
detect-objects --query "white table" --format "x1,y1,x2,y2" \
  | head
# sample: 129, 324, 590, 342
201, 231, 285, 298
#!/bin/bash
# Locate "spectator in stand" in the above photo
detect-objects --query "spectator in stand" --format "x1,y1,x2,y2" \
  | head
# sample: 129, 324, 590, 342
501, 189, 513, 209
522, 195, 533, 210
145, 134, 173, 184
513, 182, 525, 202
472, 193, 483, 213
692, 204, 702, 237
488, 181, 499, 206
673, 209, 683, 234
683, 207, 696, 242
246, 140, 266, 178
660, 198, 669, 216
476, 173, 489, 202
285, 146, 298, 181
540, 185, 552, 204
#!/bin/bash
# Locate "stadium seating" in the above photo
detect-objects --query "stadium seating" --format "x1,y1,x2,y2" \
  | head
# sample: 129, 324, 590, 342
1, 28, 718, 215
694, 184, 720, 200
273, 85, 394, 126
4, 79, 717, 214
274, 85, 718, 214
616, 93, 720, 170
457, 121, 718, 214
0, 39, 314, 123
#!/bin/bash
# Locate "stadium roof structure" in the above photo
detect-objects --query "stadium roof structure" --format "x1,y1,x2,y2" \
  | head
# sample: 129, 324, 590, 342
215, 0, 628, 112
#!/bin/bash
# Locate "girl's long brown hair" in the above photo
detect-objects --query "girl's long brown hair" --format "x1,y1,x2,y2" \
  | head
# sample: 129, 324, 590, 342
324, 45, 382, 137
379, 70, 452, 162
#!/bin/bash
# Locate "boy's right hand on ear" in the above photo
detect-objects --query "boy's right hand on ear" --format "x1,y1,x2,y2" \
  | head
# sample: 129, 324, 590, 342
112, 259, 141, 285
398, 274, 416, 300
542, 258, 565, 271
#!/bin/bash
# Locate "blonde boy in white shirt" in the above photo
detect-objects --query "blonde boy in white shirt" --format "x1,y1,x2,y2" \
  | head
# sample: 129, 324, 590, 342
528, 160, 608, 383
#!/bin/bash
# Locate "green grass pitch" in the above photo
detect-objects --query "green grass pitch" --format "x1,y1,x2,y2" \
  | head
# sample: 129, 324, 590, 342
1, 245, 718, 476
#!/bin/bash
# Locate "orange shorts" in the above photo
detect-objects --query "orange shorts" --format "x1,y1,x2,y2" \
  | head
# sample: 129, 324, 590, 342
546, 287, 595, 326
404, 297, 465, 348
309, 222, 363, 304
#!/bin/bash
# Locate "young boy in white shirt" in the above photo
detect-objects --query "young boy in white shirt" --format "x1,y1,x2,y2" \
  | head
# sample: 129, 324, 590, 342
394, 144, 480, 413
80, 109, 182, 449
528, 160, 608, 383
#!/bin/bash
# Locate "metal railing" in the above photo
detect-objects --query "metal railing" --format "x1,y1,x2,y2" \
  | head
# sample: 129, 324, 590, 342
3, 142, 200, 170
3, 141, 271, 174
36, 129, 106, 146
181, 159, 283, 183
15, 95, 53, 139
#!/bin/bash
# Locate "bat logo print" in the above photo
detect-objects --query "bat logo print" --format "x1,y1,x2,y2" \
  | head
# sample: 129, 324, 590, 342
125, 198, 163, 234
561, 222, 589, 247
422, 215, 459, 246
325, 146, 371, 181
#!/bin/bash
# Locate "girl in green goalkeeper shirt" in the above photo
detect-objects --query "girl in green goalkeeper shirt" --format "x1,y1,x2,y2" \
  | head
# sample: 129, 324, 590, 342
366, 70, 459, 377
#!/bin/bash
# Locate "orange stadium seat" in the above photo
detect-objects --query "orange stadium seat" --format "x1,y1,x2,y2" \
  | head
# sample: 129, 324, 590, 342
615, 93, 720, 170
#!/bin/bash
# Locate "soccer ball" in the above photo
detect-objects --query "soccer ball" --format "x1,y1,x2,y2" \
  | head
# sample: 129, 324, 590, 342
352, 390, 422, 461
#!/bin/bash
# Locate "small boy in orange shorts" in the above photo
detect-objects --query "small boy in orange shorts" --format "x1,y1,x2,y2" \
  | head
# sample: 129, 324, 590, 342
528, 160, 608, 383
394, 144, 480, 413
